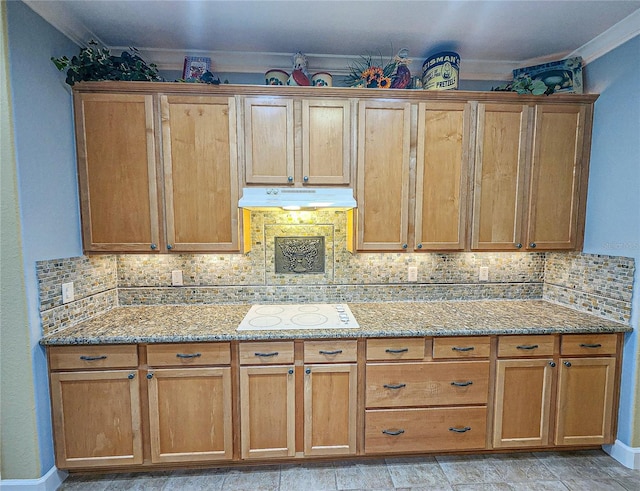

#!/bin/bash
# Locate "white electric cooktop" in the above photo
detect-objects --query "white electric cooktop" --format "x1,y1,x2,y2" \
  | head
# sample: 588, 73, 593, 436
237, 304, 359, 331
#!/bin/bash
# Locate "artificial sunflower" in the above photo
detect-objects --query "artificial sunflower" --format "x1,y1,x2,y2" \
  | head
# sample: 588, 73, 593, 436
345, 53, 397, 88
378, 76, 392, 88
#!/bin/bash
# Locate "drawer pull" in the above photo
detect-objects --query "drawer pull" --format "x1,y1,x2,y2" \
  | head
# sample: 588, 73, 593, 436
579, 343, 602, 349
383, 383, 407, 390
79, 355, 107, 361
382, 429, 405, 436
385, 348, 409, 354
450, 381, 473, 387
176, 353, 201, 359
255, 352, 279, 357
128, 373, 135, 380
517, 344, 539, 350
319, 350, 343, 355
452, 346, 474, 352
449, 426, 472, 433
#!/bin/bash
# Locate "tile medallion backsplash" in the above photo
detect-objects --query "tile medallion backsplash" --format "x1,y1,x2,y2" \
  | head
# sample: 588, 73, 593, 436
36, 212, 635, 335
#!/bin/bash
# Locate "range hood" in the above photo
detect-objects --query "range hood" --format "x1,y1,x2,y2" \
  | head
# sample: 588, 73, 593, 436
238, 187, 357, 210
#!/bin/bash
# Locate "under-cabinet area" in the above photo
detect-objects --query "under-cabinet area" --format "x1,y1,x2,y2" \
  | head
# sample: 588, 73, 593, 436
47, 332, 624, 471
71, 83, 596, 254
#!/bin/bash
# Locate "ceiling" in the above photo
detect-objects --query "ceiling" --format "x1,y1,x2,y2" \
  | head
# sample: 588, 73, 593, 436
25, 0, 640, 81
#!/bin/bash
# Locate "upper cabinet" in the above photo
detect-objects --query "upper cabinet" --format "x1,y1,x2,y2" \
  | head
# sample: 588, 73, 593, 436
241, 96, 352, 186
356, 100, 411, 251
161, 95, 240, 252
75, 92, 161, 252
471, 102, 591, 252
415, 102, 472, 251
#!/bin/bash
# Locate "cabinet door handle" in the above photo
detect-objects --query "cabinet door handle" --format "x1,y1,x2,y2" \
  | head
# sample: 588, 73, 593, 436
382, 429, 405, 436
319, 350, 343, 355
305, 368, 311, 375
385, 348, 409, 354
579, 343, 602, 349
128, 373, 136, 380
287, 176, 293, 182
176, 353, 201, 359
515, 243, 523, 249
529, 242, 537, 248
452, 346, 474, 352
255, 352, 279, 357
383, 383, 407, 390
449, 426, 472, 433
147, 373, 154, 379
150, 243, 157, 250
517, 344, 539, 350
288, 368, 294, 375
167, 244, 173, 250
548, 361, 556, 367
80, 355, 107, 361
417, 243, 423, 249
564, 361, 572, 367
303, 176, 309, 182
402, 243, 408, 249
451, 381, 473, 387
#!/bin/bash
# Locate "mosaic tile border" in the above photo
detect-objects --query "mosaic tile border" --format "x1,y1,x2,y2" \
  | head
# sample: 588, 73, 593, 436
40, 289, 118, 336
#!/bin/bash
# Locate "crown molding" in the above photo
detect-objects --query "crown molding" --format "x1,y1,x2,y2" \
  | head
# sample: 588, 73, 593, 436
569, 8, 640, 64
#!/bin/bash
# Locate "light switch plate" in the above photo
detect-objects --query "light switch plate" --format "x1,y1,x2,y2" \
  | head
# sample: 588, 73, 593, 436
171, 270, 184, 286
62, 282, 74, 303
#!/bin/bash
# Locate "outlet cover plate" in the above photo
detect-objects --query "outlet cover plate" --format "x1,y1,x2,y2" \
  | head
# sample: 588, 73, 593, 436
62, 282, 74, 303
171, 270, 184, 286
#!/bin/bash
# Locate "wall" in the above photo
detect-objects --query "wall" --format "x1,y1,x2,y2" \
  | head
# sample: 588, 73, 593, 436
5, 0, 82, 478
583, 35, 640, 447
0, 2, 40, 479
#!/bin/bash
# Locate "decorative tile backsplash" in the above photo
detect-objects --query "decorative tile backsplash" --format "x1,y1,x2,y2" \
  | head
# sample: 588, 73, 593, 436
36, 212, 634, 335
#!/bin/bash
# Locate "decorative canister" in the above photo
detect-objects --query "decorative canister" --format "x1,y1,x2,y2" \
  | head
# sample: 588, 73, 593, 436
311, 72, 333, 87
265, 69, 289, 85
422, 51, 460, 90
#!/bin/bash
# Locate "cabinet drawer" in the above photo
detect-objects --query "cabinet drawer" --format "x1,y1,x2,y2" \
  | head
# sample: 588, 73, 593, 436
48, 345, 138, 370
365, 407, 487, 454
561, 334, 618, 356
367, 338, 425, 361
433, 337, 490, 359
498, 335, 555, 357
304, 340, 357, 363
147, 343, 230, 366
366, 361, 489, 408
239, 341, 295, 365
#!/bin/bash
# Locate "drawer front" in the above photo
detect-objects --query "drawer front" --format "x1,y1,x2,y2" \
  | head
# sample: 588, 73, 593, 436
561, 334, 618, 356
48, 345, 138, 370
304, 340, 357, 363
498, 335, 555, 357
433, 337, 490, 359
365, 407, 487, 454
366, 361, 489, 408
239, 341, 295, 365
147, 343, 230, 367
367, 338, 425, 361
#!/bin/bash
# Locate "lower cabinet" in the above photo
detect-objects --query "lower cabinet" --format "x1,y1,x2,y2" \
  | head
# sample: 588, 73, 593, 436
48, 345, 143, 469
47, 333, 622, 471
146, 343, 233, 463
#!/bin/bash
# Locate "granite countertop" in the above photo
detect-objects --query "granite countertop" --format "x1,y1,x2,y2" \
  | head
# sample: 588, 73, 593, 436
40, 300, 631, 345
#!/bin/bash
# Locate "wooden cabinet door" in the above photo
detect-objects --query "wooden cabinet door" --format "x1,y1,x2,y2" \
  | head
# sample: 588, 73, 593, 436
240, 365, 295, 459
493, 359, 554, 448
555, 357, 616, 446
50, 370, 142, 468
302, 99, 352, 185
304, 364, 357, 456
161, 95, 240, 252
472, 103, 530, 251
415, 102, 472, 251
147, 367, 232, 463
243, 97, 295, 184
526, 104, 587, 250
75, 93, 160, 252
356, 100, 411, 251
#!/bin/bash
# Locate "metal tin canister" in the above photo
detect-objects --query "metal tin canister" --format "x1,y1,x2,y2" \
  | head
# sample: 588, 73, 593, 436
422, 51, 460, 90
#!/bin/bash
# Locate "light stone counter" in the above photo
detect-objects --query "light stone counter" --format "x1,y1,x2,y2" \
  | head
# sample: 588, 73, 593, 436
40, 300, 631, 345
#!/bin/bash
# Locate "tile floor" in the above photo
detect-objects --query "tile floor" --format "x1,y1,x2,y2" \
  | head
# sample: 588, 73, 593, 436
59, 450, 640, 491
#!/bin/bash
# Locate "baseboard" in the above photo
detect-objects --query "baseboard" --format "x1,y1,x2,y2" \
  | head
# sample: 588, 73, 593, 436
0, 466, 67, 491
603, 440, 640, 469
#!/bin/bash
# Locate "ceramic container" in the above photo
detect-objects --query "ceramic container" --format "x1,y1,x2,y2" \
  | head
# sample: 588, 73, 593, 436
311, 72, 333, 87
286, 69, 310, 86
265, 69, 289, 85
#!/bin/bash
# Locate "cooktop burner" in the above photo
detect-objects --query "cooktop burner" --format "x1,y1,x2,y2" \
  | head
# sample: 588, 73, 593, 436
237, 304, 359, 331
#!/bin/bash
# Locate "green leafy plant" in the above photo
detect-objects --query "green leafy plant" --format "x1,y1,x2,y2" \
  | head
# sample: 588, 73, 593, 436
492, 74, 554, 95
345, 53, 398, 88
51, 40, 162, 86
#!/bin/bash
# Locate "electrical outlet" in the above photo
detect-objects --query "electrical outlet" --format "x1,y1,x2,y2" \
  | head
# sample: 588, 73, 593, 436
408, 266, 418, 282
62, 282, 74, 303
479, 266, 489, 282
171, 270, 184, 286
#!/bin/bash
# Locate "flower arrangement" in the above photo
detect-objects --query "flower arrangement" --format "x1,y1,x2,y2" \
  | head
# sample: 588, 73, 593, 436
345, 49, 412, 89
